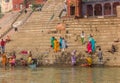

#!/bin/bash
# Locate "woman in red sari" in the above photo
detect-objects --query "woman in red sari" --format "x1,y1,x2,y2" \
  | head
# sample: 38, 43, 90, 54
87, 41, 92, 53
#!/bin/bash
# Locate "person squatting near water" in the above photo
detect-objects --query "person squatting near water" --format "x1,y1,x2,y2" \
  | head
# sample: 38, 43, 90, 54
27, 52, 38, 69
20, 58, 27, 66
81, 56, 93, 67
0, 51, 38, 69
9, 56, 16, 69
70, 50, 93, 67
1, 52, 16, 69
71, 50, 77, 66
97, 47, 103, 63
1, 52, 7, 69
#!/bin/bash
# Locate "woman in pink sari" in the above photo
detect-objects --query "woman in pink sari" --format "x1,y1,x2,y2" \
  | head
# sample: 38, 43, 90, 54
87, 41, 92, 53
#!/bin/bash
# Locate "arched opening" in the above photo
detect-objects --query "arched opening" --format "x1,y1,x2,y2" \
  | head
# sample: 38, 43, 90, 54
0, 5, 1, 13
4, 0, 9, 3
87, 5, 93, 16
104, 3, 111, 15
94, 4, 102, 16
70, 5, 75, 15
113, 2, 120, 15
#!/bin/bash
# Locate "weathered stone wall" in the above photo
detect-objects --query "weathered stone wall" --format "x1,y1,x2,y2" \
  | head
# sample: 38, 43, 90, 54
117, 6, 120, 17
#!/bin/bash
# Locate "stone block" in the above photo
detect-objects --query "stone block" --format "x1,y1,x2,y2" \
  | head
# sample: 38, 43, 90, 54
117, 6, 120, 17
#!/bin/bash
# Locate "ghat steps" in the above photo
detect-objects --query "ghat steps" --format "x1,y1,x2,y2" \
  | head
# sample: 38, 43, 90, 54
4, 0, 120, 65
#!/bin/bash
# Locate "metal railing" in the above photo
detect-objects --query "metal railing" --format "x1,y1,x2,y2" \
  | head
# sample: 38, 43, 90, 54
0, 11, 22, 39
45, 0, 65, 29
0, 9, 34, 39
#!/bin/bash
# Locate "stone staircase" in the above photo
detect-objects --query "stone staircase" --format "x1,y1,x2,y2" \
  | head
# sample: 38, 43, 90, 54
0, 11, 19, 37
62, 18, 119, 50
61, 17, 120, 66
41, 17, 120, 65
1, 9, 33, 40
4, 0, 120, 66
13, 9, 33, 27
5, 0, 65, 60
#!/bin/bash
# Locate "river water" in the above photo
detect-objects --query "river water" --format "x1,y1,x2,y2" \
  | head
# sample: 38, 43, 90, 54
0, 67, 120, 83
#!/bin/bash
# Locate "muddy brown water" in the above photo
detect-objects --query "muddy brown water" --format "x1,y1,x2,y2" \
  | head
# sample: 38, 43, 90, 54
0, 67, 120, 83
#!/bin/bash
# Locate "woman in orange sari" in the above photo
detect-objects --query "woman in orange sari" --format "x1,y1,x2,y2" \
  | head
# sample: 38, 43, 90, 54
54, 39, 60, 52
1, 53, 7, 69
87, 41, 92, 54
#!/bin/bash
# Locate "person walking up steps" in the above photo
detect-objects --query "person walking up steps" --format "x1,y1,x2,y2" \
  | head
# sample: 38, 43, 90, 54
80, 31, 85, 45
1, 39, 6, 53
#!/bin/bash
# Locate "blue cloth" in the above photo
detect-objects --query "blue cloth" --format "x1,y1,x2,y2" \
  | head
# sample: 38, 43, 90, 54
1, 46, 5, 53
91, 38, 96, 52
51, 37, 55, 48
29, 64, 36, 70
59, 38, 63, 49
62, 39, 66, 49
71, 55, 76, 65
88, 36, 92, 41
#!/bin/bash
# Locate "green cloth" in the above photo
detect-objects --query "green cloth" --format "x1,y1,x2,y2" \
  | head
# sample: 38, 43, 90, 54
51, 37, 55, 48
81, 37, 84, 44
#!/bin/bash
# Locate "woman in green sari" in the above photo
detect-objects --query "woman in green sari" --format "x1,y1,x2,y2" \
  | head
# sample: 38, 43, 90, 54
51, 36, 55, 49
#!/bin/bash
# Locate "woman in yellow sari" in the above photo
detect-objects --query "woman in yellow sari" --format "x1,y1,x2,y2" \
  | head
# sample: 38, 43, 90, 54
86, 56, 92, 66
81, 56, 92, 67
54, 39, 60, 52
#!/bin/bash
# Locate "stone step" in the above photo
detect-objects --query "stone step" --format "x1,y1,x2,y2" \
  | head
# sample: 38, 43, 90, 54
4, 0, 120, 65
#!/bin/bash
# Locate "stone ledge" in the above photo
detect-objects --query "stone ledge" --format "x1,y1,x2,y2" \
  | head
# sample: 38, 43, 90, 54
117, 6, 120, 17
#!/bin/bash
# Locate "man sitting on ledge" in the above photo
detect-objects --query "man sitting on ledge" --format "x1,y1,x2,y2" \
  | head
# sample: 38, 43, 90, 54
107, 44, 117, 54
5, 35, 11, 43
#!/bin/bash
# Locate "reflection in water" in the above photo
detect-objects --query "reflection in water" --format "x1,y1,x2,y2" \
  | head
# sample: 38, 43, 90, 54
0, 67, 120, 83
71, 68, 76, 83
2, 79, 7, 83
60, 69, 68, 83
87, 68, 93, 83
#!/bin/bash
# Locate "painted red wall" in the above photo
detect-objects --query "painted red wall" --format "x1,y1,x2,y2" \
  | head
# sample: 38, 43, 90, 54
13, 0, 44, 11
12, 0, 24, 11
35, 0, 44, 4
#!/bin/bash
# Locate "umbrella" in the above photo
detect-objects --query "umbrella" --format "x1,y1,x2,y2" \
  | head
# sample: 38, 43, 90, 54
56, 23, 66, 31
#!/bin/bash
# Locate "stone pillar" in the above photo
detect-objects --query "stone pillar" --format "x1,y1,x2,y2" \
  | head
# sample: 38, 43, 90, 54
117, 6, 120, 17
67, 0, 71, 17
75, 0, 82, 17
102, 3, 104, 16
111, 3, 113, 16
92, 4, 95, 17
